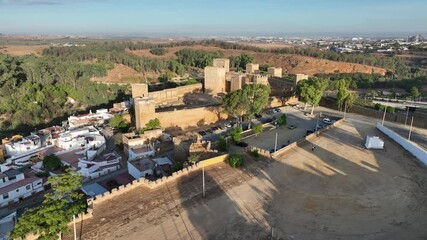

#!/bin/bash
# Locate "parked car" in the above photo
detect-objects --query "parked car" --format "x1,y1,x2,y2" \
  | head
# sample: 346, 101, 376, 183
198, 131, 206, 136
275, 108, 282, 113
323, 118, 333, 124
266, 110, 274, 115
306, 129, 315, 135
265, 118, 273, 123
288, 125, 296, 130
236, 141, 248, 147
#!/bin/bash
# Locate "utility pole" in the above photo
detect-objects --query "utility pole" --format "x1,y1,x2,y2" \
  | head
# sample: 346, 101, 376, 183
408, 116, 414, 141
315, 115, 319, 131
404, 106, 409, 126
202, 166, 205, 198
73, 215, 77, 240
382, 106, 387, 125
274, 132, 278, 152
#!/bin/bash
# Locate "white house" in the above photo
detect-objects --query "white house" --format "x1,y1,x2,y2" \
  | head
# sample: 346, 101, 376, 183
128, 157, 173, 180
68, 109, 113, 129
127, 143, 155, 161
57, 127, 105, 151
128, 158, 155, 180
0, 170, 43, 207
77, 152, 121, 179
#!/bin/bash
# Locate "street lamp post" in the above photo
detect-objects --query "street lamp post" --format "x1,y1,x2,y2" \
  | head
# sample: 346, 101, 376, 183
408, 116, 414, 141
404, 106, 410, 127
381, 106, 387, 125
274, 132, 278, 152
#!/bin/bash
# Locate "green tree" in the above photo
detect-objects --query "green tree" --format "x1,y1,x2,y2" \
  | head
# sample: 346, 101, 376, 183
222, 84, 270, 122
410, 86, 420, 100
296, 78, 328, 115
229, 127, 242, 143
217, 136, 228, 152
149, 47, 167, 56
42, 154, 62, 171
229, 53, 255, 70
277, 114, 287, 126
11, 169, 85, 240
159, 71, 174, 83
253, 124, 263, 136
228, 154, 244, 168
187, 154, 200, 164
109, 114, 128, 130
335, 79, 350, 111
145, 118, 161, 130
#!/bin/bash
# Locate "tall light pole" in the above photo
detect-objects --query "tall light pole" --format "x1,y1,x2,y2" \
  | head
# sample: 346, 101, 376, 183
73, 215, 77, 240
404, 106, 410, 126
343, 102, 347, 120
408, 116, 414, 141
381, 106, 387, 125
274, 132, 278, 152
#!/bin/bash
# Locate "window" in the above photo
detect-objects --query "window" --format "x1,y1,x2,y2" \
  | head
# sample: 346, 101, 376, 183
9, 176, 16, 181
26, 185, 31, 190
2, 193, 8, 199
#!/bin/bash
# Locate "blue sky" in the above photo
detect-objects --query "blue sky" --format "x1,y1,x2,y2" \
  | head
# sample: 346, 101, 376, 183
0, 0, 426, 36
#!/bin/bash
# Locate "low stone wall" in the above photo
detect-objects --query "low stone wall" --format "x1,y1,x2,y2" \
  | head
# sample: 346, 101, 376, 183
91, 154, 229, 206
377, 123, 427, 165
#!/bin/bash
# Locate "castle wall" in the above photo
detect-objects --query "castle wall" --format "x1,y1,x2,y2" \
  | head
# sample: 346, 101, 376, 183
131, 84, 149, 98
204, 67, 226, 95
268, 67, 283, 77
246, 63, 259, 74
148, 83, 202, 106
155, 106, 227, 130
213, 58, 230, 73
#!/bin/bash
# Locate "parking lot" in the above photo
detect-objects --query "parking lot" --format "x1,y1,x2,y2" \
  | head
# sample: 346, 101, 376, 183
243, 107, 337, 152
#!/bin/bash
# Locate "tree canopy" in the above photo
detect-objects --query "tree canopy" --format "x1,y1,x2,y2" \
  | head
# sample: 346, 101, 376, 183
109, 114, 128, 130
11, 169, 85, 240
229, 53, 255, 71
43, 154, 62, 171
222, 84, 271, 121
297, 78, 328, 115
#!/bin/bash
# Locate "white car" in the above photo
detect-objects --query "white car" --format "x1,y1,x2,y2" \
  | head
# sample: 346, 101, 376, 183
322, 118, 333, 124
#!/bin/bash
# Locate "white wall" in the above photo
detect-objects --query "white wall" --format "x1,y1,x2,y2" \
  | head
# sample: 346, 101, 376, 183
376, 123, 427, 165
0, 178, 43, 207
127, 161, 142, 180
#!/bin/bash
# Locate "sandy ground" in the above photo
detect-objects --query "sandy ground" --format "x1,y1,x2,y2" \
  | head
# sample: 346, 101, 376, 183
65, 118, 427, 240
0, 45, 48, 56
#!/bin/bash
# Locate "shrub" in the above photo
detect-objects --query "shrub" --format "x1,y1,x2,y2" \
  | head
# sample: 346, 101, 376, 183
251, 150, 260, 158
253, 124, 263, 136
228, 154, 244, 168
149, 47, 167, 55
218, 136, 228, 152
43, 154, 62, 171
277, 114, 287, 126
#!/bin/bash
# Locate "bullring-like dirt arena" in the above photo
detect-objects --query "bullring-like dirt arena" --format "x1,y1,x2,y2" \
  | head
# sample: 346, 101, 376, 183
66, 119, 427, 240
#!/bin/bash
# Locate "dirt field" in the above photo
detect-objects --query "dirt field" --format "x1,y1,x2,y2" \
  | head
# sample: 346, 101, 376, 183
91, 64, 159, 83
129, 45, 387, 76
0, 45, 48, 56
66, 119, 427, 240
